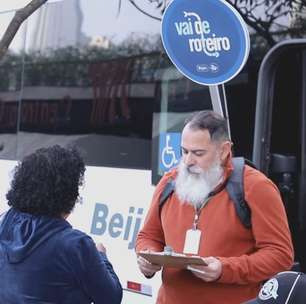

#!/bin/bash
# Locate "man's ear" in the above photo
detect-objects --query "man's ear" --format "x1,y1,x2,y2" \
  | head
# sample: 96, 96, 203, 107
220, 141, 232, 162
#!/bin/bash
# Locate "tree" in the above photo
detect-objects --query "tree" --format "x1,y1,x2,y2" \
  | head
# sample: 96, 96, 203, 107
126, 0, 306, 47
0, 0, 48, 60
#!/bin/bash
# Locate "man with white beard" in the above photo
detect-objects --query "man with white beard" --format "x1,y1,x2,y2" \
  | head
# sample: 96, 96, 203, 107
136, 110, 293, 304
175, 154, 223, 210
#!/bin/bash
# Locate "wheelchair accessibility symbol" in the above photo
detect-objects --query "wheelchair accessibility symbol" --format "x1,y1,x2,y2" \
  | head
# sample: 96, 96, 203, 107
159, 133, 181, 172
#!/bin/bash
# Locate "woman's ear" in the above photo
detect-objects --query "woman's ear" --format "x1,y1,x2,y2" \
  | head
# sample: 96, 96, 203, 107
220, 141, 232, 162
62, 213, 70, 220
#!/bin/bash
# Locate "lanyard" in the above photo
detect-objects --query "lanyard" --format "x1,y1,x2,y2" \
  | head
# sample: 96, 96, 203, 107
191, 176, 227, 230
193, 196, 211, 230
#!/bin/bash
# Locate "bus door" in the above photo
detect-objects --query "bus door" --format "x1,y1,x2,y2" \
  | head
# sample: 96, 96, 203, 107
253, 39, 306, 271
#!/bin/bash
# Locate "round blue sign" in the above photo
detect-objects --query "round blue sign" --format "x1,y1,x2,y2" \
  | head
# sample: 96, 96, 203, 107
161, 0, 250, 85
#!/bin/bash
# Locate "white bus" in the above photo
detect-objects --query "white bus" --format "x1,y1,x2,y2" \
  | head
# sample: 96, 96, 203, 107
1, 1, 306, 303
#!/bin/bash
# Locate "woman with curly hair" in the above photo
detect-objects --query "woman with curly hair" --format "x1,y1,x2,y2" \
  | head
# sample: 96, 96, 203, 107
0, 145, 122, 304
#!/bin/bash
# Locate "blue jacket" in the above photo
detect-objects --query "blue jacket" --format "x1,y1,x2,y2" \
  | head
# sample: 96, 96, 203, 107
0, 208, 122, 304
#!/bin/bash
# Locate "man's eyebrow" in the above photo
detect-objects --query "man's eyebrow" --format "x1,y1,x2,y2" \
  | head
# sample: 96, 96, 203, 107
181, 146, 207, 153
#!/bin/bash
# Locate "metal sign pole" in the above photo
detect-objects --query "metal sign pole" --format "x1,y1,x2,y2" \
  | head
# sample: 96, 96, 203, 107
209, 84, 231, 141
209, 85, 224, 116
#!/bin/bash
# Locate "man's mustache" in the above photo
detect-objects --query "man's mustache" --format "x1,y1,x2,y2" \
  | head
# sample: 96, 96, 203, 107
186, 165, 203, 174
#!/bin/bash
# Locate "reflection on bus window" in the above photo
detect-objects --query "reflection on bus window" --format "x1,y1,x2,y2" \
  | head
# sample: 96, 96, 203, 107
7, 0, 165, 169
0, 10, 25, 160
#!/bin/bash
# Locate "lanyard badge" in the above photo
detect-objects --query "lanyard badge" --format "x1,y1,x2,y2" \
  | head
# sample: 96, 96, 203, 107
183, 228, 202, 254
183, 211, 202, 254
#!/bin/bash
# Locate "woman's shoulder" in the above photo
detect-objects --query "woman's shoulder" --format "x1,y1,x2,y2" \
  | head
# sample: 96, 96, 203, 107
57, 227, 95, 251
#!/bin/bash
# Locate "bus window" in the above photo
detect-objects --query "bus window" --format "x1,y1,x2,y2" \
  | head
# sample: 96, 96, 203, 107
150, 54, 258, 184
15, 0, 163, 170
0, 10, 26, 161
151, 67, 212, 184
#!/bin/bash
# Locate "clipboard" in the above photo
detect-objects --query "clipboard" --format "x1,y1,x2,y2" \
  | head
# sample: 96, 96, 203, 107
138, 251, 207, 268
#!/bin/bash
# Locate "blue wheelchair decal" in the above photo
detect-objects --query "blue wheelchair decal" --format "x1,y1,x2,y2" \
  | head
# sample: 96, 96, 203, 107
159, 132, 181, 173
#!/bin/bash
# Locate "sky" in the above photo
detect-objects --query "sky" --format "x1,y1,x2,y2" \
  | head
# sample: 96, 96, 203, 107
0, 1, 161, 37
0, 0, 162, 52
0, 0, 62, 12
0, 1, 31, 12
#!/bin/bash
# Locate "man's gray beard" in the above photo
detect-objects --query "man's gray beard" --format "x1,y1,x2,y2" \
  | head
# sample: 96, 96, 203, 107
175, 160, 224, 209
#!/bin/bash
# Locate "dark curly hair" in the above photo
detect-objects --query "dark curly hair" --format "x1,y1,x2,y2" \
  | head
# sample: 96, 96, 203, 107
6, 145, 85, 217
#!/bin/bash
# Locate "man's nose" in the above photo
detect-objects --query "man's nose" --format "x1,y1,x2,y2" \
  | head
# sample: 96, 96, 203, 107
184, 152, 196, 166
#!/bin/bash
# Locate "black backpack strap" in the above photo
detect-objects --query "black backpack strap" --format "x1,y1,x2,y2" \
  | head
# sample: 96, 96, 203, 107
244, 158, 257, 169
226, 157, 252, 229
159, 177, 175, 216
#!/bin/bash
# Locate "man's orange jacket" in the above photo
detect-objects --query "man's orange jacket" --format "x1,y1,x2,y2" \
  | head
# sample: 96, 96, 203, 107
136, 159, 294, 304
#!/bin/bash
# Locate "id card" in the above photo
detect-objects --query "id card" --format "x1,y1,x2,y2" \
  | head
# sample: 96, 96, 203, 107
183, 229, 201, 255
